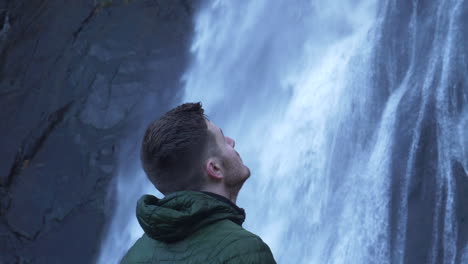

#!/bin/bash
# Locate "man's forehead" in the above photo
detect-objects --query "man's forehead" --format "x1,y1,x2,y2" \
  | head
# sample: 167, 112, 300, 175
206, 120, 222, 135
205, 119, 217, 126
206, 119, 215, 129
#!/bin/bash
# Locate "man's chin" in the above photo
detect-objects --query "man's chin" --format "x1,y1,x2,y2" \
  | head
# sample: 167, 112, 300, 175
244, 166, 251, 180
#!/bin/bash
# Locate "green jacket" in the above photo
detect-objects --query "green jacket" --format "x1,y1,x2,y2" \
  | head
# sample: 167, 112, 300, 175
120, 191, 276, 264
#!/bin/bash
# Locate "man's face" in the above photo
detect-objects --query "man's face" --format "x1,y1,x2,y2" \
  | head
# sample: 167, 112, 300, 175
206, 120, 251, 187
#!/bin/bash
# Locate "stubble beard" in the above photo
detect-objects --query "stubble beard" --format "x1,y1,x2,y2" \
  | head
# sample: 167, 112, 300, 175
223, 159, 250, 191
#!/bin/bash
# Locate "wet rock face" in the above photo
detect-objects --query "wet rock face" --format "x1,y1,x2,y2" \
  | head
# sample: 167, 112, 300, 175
0, 0, 196, 263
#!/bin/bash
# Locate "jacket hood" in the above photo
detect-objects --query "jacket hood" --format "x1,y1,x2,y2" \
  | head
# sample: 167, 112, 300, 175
136, 191, 246, 242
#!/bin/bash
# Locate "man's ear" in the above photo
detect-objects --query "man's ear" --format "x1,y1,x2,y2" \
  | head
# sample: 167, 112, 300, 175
205, 158, 223, 180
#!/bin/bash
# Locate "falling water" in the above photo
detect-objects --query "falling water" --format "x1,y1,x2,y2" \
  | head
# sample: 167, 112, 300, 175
98, 0, 467, 263
182, 0, 468, 263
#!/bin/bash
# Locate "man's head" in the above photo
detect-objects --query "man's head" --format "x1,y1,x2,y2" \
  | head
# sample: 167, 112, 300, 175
141, 102, 250, 197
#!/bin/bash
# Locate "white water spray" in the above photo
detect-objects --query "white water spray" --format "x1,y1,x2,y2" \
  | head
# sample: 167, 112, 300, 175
183, 1, 389, 263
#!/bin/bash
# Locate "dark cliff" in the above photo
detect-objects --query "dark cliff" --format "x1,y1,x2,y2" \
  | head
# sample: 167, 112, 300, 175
0, 0, 196, 263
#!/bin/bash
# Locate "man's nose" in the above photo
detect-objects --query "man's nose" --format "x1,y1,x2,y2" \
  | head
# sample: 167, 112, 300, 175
226, 136, 235, 148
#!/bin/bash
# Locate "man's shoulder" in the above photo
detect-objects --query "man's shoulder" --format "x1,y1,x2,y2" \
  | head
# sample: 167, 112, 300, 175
189, 218, 247, 241
194, 220, 276, 263
120, 220, 276, 264
120, 234, 158, 264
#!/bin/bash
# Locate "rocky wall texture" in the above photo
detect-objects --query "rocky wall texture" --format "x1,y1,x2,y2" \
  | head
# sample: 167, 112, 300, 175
0, 0, 196, 263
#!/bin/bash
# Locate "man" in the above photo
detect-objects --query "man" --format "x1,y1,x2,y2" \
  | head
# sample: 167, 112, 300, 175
121, 102, 276, 264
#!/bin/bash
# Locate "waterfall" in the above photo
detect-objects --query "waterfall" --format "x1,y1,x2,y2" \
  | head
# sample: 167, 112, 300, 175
97, 0, 467, 263
182, 0, 468, 263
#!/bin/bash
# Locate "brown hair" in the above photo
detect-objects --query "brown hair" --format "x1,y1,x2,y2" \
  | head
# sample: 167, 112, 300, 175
140, 102, 215, 195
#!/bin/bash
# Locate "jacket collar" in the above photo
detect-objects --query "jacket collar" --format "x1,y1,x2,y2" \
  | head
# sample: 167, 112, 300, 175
136, 191, 246, 242
201, 191, 246, 225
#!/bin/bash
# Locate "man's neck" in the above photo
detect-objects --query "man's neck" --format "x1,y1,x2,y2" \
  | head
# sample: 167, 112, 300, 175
200, 185, 239, 204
